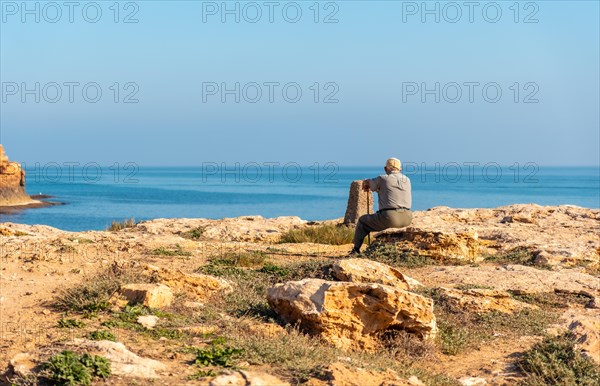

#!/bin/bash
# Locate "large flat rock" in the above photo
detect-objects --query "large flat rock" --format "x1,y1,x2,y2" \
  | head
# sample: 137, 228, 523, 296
267, 278, 436, 351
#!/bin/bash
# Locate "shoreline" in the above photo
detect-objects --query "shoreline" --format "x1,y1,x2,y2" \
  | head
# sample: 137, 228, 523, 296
1, 202, 597, 232
1, 204, 598, 265
0, 195, 61, 214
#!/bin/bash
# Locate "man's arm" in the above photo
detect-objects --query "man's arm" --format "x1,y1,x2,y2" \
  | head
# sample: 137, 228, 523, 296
362, 177, 379, 192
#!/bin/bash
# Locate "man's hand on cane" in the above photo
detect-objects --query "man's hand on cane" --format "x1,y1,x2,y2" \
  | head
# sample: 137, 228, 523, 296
362, 179, 370, 191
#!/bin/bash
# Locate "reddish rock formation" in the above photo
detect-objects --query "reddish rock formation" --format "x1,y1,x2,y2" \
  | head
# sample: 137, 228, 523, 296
0, 144, 33, 206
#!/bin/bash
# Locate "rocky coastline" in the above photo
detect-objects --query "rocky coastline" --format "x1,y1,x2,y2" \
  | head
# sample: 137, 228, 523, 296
0, 145, 59, 214
1, 204, 598, 385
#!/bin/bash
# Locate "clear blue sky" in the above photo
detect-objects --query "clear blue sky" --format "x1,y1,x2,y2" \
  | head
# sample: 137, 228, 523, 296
1, 1, 599, 166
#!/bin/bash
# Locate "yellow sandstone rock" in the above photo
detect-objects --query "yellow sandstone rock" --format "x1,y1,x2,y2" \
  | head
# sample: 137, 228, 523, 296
568, 312, 600, 365
267, 279, 436, 351
0, 144, 32, 206
378, 228, 483, 261
144, 264, 232, 300
304, 362, 425, 386
332, 258, 422, 290
438, 287, 537, 314
209, 370, 290, 386
120, 283, 174, 309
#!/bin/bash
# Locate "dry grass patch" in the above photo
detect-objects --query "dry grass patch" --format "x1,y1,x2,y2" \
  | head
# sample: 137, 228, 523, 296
207, 250, 268, 268
181, 226, 207, 240
54, 262, 151, 314
107, 218, 137, 231
509, 291, 592, 309
219, 319, 456, 385
279, 224, 354, 245
418, 287, 558, 356
196, 257, 334, 320
221, 321, 338, 382
191, 258, 457, 384
484, 247, 552, 270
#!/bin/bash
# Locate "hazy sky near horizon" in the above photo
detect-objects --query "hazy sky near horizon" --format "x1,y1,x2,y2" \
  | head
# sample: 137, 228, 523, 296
1, 1, 599, 166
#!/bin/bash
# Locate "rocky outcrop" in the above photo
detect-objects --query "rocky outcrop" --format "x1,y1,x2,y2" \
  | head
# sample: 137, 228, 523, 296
305, 362, 425, 386
6, 353, 36, 378
209, 370, 290, 386
119, 283, 174, 309
567, 311, 600, 365
144, 264, 232, 300
267, 279, 436, 351
0, 144, 32, 206
332, 258, 422, 291
376, 205, 600, 266
416, 264, 600, 298
137, 215, 306, 242
136, 315, 159, 329
376, 228, 484, 261
343, 180, 374, 226
459, 377, 488, 386
438, 287, 537, 314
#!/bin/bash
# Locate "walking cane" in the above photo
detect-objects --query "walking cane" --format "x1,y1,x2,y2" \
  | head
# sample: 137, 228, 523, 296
366, 189, 371, 246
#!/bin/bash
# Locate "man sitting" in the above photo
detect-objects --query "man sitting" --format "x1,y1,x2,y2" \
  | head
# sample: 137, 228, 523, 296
350, 157, 412, 255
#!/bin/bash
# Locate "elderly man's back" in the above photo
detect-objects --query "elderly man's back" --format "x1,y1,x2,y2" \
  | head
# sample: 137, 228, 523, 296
349, 158, 412, 255
369, 172, 412, 211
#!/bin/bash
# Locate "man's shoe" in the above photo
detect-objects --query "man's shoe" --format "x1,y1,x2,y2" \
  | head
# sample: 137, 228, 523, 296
345, 248, 360, 257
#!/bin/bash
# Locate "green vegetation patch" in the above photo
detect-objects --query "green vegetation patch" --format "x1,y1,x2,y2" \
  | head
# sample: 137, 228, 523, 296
516, 333, 600, 385
184, 337, 243, 380
44, 350, 111, 385
193, 345, 242, 367
103, 305, 187, 341
88, 330, 116, 342
57, 319, 86, 329
181, 226, 207, 240
151, 244, 192, 257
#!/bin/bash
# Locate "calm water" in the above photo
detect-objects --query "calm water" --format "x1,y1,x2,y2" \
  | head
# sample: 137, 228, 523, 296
1, 165, 598, 231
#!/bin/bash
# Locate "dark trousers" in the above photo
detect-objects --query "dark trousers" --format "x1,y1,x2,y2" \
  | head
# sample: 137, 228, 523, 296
353, 210, 412, 251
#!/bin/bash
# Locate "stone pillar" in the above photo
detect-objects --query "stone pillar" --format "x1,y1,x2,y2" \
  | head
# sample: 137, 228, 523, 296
343, 180, 374, 226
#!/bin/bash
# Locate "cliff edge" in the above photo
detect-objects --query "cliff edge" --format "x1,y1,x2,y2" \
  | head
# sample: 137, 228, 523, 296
0, 144, 35, 206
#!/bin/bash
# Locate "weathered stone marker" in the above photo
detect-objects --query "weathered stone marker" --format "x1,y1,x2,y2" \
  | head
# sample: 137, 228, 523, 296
343, 180, 374, 226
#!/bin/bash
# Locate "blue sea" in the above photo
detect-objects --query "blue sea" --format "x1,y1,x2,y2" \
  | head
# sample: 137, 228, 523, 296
1, 165, 598, 232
